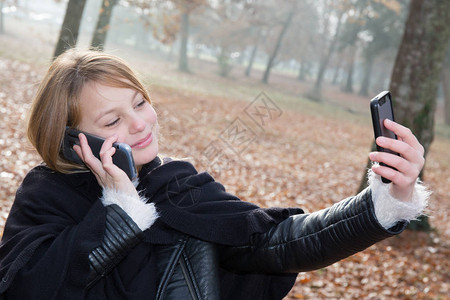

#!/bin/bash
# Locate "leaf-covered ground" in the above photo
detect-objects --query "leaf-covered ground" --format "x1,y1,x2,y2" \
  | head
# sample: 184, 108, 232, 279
1, 42, 449, 299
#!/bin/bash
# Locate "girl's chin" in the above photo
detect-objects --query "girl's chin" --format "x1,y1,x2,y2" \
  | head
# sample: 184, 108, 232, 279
133, 146, 159, 167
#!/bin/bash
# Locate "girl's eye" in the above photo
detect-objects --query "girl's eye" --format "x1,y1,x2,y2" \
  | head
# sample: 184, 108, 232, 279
135, 100, 146, 108
106, 118, 119, 127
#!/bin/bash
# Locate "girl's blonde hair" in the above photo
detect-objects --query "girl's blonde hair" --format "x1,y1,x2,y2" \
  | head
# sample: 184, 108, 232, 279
27, 48, 152, 173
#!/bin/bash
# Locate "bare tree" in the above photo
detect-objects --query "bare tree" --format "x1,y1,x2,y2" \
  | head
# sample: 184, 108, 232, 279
443, 43, 450, 125
91, 0, 118, 50
53, 0, 88, 59
245, 28, 262, 77
338, 0, 367, 93
178, 2, 190, 72
194, 0, 255, 77
342, 45, 357, 93
261, 2, 296, 84
358, 0, 406, 97
357, 0, 450, 231
174, 0, 207, 72
390, 0, 450, 159
0, 0, 4, 34
307, 0, 350, 101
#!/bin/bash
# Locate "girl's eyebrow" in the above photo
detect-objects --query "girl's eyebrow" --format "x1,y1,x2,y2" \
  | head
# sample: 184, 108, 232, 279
95, 107, 117, 123
94, 90, 139, 123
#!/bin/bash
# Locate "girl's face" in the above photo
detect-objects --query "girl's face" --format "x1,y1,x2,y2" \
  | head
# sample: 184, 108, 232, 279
77, 81, 159, 168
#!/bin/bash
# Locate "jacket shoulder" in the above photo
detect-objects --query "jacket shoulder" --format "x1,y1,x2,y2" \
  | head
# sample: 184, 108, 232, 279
15, 164, 97, 209
17, 164, 69, 195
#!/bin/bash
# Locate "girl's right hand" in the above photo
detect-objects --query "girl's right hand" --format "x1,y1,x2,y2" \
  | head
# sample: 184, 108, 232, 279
73, 133, 138, 197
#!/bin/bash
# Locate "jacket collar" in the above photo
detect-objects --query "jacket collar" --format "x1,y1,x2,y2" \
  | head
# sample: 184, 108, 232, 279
60, 156, 163, 202
63, 170, 102, 202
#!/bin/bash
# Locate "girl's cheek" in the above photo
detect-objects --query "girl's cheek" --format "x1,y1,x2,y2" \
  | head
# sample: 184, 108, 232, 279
117, 134, 127, 144
143, 111, 157, 126
113, 128, 126, 143
149, 106, 157, 119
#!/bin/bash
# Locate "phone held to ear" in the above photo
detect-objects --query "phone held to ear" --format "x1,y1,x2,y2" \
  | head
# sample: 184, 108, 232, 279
370, 91, 400, 184
63, 127, 138, 180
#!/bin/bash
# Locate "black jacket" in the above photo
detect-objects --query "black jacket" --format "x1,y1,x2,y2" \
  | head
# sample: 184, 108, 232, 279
0, 158, 406, 299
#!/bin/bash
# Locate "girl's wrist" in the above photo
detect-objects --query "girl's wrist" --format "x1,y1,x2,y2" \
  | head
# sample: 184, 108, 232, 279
100, 185, 158, 231
368, 169, 430, 229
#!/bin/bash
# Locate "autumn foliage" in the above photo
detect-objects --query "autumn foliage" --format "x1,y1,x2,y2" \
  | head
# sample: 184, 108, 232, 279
0, 48, 449, 299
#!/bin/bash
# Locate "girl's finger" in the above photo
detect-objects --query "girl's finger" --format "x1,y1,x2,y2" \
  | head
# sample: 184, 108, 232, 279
72, 144, 84, 161
98, 135, 125, 177
384, 119, 424, 155
76, 134, 131, 191
78, 133, 103, 174
99, 136, 117, 166
375, 137, 425, 168
99, 135, 119, 156
371, 164, 412, 187
369, 151, 420, 179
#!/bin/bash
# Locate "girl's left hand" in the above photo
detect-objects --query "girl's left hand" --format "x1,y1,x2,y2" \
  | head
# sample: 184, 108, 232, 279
368, 119, 425, 202
73, 133, 138, 197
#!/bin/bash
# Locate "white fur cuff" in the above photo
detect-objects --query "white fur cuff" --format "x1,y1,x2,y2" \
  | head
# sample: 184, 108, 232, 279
101, 188, 159, 231
368, 169, 430, 229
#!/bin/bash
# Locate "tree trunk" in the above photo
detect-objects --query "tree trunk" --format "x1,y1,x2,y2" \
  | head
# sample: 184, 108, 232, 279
372, 65, 388, 94
358, 0, 450, 231
135, 21, 149, 51
245, 29, 262, 77
178, 10, 190, 72
167, 42, 176, 61
342, 50, 355, 93
310, 11, 344, 100
443, 71, 450, 125
443, 44, 450, 125
332, 55, 343, 85
261, 7, 295, 84
91, 0, 117, 51
217, 46, 231, 77
297, 60, 308, 81
358, 56, 375, 96
0, 1, 4, 34
53, 0, 87, 59
244, 45, 257, 77
390, 0, 449, 157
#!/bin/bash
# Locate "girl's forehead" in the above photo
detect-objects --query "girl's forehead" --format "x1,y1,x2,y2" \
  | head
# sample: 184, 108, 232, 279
78, 82, 139, 121
81, 81, 137, 101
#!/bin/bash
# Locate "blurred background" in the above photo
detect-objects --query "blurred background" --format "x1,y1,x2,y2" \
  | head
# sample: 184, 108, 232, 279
0, 0, 449, 299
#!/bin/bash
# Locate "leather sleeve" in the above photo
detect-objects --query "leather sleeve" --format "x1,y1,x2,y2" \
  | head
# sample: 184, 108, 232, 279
219, 188, 407, 274
87, 204, 144, 287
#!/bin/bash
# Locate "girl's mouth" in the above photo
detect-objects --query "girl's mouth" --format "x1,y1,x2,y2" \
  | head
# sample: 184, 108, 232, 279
131, 132, 153, 149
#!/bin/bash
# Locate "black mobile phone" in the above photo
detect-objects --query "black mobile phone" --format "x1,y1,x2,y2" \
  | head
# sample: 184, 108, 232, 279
370, 91, 399, 183
62, 127, 137, 180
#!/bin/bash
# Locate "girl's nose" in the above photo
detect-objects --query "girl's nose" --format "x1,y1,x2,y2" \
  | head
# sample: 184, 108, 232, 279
130, 117, 146, 133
